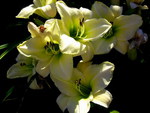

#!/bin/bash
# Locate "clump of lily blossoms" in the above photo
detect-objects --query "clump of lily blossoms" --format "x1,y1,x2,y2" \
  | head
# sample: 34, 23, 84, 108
4, 0, 148, 113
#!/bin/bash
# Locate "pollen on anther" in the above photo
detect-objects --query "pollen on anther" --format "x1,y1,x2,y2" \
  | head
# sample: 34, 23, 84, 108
39, 25, 46, 33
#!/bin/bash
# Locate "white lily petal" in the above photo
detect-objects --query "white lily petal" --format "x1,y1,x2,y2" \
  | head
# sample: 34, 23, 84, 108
16, 4, 36, 18
17, 38, 50, 60
35, 4, 56, 18
91, 36, 116, 55
77, 98, 91, 113
28, 22, 40, 38
59, 34, 86, 56
79, 7, 93, 19
67, 97, 90, 113
51, 75, 79, 96
81, 42, 94, 62
7, 63, 34, 79
16, 54, 33, 63
90, 62, 114, 93
36, 58, 51, 77
110, 5, 123, 18
56, 1, 82, 30
84, 18, 112, 41
57, 94, 69, 112
44, 19, 62, 42
33, 0, 56, 7
92, 1, 114, 22
92, 90, 112, 108
114, 14, 143, 41
77, 60, 92, 73
114, 40, 129, 54
50, 54, 73, 80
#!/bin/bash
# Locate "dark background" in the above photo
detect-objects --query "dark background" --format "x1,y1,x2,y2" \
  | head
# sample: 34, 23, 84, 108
0, 0, 150, 113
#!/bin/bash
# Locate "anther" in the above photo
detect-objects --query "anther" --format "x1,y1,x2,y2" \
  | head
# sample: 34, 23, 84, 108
39, 25, 46, 33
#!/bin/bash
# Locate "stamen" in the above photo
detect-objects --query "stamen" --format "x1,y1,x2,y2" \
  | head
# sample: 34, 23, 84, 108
80, 18, 84, 26
20, 62, 26, 66
103, 27, 113, 39
75, 79, 91, 98
44, 41, 60, 55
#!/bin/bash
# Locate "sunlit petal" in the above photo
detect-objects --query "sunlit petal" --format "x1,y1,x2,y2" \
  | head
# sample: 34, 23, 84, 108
114, 40, 129, 54
92, 1, 114, 22
91, 36, 116, 54
92, 90, 112, 108
114, 14, 143, 40
84, 18, 112, 41
90, 62, 114, 93
50, 54, 73, 80
59, 34, 86, 56
16, 5, 36, 18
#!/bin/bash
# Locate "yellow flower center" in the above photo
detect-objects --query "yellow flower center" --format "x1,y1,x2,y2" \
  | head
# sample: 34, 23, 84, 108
44, 41, 60, 55
103, 27, 114, 39
69, 18, 87, 41
75, 79, 91, 98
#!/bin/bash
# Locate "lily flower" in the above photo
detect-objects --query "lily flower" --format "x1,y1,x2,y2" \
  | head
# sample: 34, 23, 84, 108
91, 1, 143, 54
16, 0, 57, 19
52, 61, 114, 113
17, 19, 73, 80
7, 54, 41, 89
56, 1, 112, 61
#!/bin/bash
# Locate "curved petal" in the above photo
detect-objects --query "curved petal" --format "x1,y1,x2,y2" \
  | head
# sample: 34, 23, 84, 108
77, 61, 92, 74
110, 5, 123, 18
16, 4, 36, 18
92, 90, 112, 108
90, 62, 114, 93
17, 38, 50, 60
35, 3, 57, 18
51, 75, 79, 96
36, 58, 51, 77
57, 94, 69, 112
91, 1, 114, 22
79, 7, 93, 19
59, 34, 86, 56
114, 14, 143, 41
50, 54, 73, 80
33, 0, 56, 7
84, 18, 112, 41
7, 63, 35, 79
81, 42, 94, 62
44, 19, 62, 42
114, 40, 129, 54
28, 22, 40, 38
56, 1, 82, 30
91, 36, 116, 55
16, 54, 33, 63
67, 97, 91, 113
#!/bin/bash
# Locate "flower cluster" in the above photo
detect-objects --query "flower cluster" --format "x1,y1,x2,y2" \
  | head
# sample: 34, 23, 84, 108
5, 0, 147, 113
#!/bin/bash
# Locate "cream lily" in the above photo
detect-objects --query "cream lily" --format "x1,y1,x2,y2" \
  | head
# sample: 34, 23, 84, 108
17, 19, 73, 80
91, 1, 143, 54
7, 54, 41, 89
7, 54, 36, 79
56, 1, 112, 61
16, 0, 57, 19
52, 61, 114, 113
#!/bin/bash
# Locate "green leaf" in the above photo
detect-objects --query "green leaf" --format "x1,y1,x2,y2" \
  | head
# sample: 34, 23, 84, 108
0, 44, 9, 50
0, 40, 23, 60
2, 86, 15, 102
110, 110, 120, 113
34, 18, 45, 26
